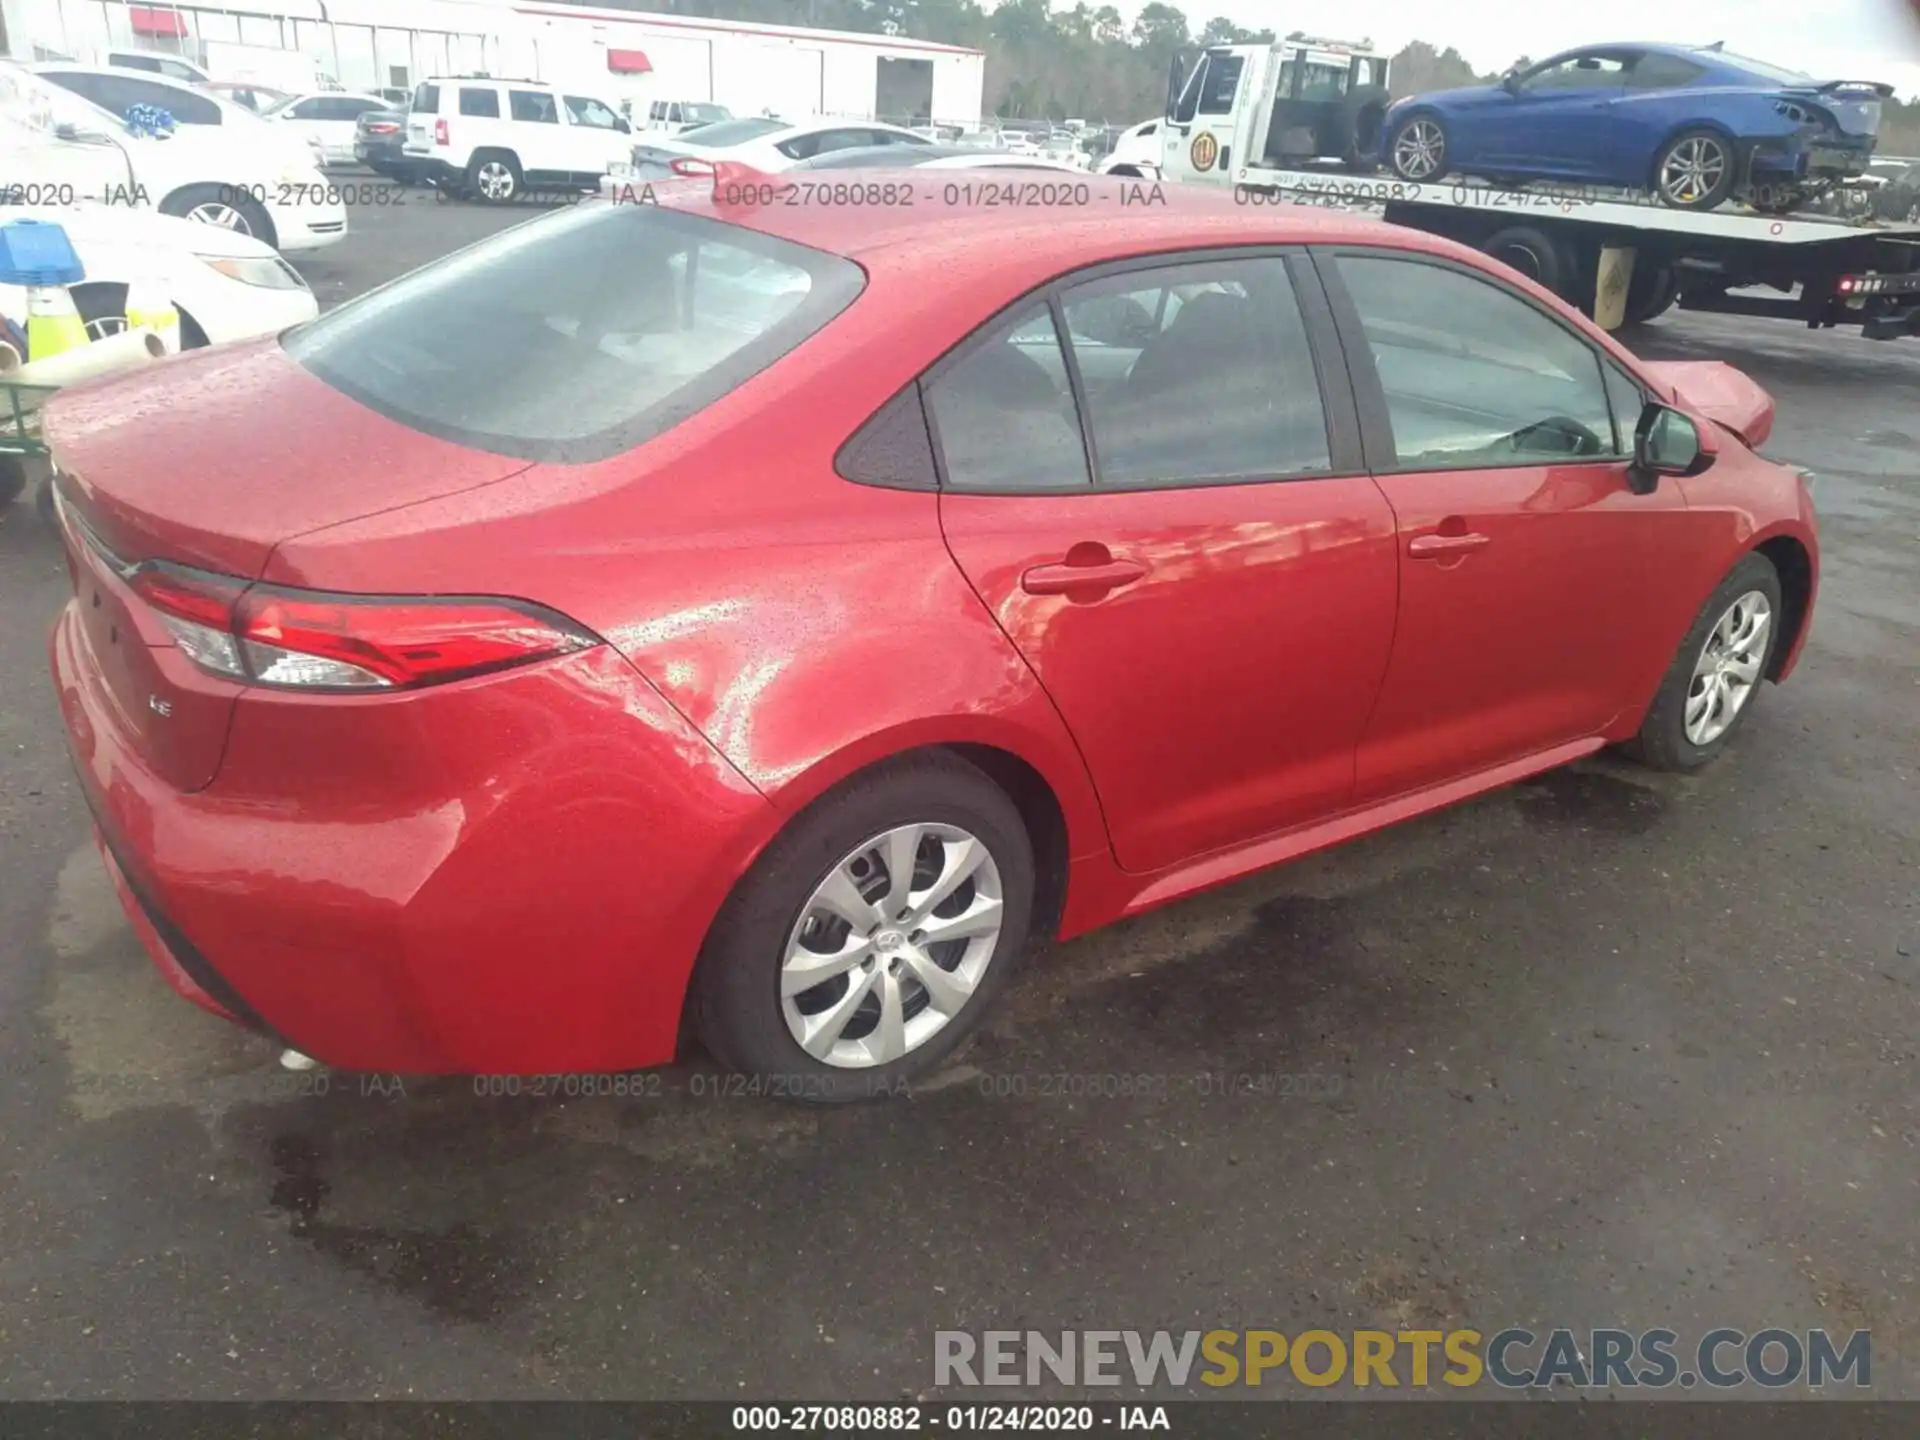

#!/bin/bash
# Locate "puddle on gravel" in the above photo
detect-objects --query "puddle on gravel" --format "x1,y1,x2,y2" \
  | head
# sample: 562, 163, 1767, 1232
1513, 766, 1668, 837
266, 1126, 535, 1324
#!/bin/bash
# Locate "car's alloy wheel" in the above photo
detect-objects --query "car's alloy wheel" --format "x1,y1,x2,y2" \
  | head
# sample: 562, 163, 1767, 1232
781, 822, 1005, 1068
1683, 590, 1772, 748
1390, 118, 1445, 180
1657, 135, 1730, 208
186, 201, 252, 233
1628, 552, 1784, 771
696, 751, 1034, 1102
475, 160, 517, 201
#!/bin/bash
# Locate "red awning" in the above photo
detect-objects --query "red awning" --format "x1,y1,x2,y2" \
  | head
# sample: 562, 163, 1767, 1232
128, 6, 189, 37
607, 48, 652, 74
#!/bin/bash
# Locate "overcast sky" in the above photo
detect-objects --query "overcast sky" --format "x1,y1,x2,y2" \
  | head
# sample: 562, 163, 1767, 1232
1173, 0, 1920, 101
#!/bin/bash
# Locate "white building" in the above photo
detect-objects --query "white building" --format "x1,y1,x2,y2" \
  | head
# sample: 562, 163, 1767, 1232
0, 0, 987, 124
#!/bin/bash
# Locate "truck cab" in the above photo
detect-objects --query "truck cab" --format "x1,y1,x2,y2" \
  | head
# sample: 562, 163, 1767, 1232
1159, 37, 1390, 186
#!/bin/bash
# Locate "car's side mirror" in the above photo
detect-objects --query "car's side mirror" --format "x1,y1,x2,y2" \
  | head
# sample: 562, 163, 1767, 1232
1630, 401, 1715, 493
615, 117, 631, 133
1500, 72, 1522, 95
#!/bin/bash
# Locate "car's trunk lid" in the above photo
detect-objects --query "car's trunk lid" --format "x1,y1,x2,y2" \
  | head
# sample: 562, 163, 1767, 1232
45, 340, 529, 792
44, 339, 530, 579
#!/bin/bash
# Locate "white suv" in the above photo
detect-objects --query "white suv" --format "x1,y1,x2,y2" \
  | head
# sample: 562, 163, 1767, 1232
404, 76, 632, 202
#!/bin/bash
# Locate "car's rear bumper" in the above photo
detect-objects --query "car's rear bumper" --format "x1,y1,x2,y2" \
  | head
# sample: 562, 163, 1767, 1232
50, 604, 777, 1074
1749, 133, 1875, 181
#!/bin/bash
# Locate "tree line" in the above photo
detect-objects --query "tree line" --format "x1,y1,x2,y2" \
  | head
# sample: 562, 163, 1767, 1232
575, 0, 1920, 150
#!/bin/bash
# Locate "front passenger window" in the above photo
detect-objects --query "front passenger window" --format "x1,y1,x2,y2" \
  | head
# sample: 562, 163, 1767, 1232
1336, 254, 1619, 468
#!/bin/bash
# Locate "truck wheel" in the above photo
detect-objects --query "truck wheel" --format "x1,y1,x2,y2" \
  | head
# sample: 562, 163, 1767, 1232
1653, 130, 1735, 211
467, 150, 523, 204
1621, 263, 1679, 327
1387, 113, 1449, 183
1480, 226, 1567, 295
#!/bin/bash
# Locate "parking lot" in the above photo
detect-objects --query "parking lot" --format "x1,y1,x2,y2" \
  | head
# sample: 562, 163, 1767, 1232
0, 186, 1915, 1400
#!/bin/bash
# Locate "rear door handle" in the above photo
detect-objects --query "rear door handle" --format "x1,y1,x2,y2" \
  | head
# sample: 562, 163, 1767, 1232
1021, 550, 1149, 598
1408, 532, 1492, 558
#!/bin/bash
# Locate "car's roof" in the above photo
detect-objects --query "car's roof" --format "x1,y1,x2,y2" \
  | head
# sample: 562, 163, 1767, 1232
791, 143, 1067, 170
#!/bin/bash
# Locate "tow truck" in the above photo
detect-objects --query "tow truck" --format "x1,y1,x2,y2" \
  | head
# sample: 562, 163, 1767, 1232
1123, 37, 1920, 339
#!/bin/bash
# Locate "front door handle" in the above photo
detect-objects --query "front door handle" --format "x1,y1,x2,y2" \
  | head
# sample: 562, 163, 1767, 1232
1021, 544, 1149, 599
1408, 531, 1492, 559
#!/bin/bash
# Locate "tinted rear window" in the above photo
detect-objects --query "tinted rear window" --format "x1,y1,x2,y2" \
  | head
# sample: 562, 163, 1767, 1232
413, 83, 439, 113
282, 203, 866, 463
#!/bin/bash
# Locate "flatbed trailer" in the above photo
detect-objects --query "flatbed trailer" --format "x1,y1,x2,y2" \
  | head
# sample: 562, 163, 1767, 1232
1141, 39, 1920, 342
1222, 168, 1920, 339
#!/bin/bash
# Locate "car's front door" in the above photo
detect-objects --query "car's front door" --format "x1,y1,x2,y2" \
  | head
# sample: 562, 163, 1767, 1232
932, 253, 1400, 875
507, 88, 564, 180
562, 93, 629, 177
1504, 51, 1633, 178
1318, 248, 1706, 803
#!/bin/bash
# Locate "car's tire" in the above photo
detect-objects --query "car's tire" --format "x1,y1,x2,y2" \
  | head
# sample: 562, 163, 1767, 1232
1480, 225, 1568, 295
1627, 553, 1785, 772
1652, 129, 1736, 210
1387, 112, 1449, 183
466, 150, 523, 204
0, 455, 26, 509
695, 751, 1035, 1103
158, 184, 278, 248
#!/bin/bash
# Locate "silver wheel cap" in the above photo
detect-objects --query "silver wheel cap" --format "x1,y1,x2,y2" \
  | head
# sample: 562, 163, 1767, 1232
477, 162, 515, 200
781, 823, 1005, 1069
1685, 590, 1771, 747
1660, 136, 1727, 206
187, 202, 249, 232
1393, 120, 1444, 179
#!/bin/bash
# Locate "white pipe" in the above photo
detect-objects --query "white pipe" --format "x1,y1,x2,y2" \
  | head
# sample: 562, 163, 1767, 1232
0, 342, 19, 374
10, 329, 166, 387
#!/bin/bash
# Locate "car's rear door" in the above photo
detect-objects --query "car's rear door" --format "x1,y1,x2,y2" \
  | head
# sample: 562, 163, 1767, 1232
1315, 247, 1703, 804
933, 251, 1400, 875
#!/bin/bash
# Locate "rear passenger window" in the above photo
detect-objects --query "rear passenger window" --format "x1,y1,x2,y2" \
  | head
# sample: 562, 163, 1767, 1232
925, 304, 1091, 491
1336, 254, 1618, 468
459, 87, 499, 118
510, 89, 558, 123
1058, 257, 1331, 486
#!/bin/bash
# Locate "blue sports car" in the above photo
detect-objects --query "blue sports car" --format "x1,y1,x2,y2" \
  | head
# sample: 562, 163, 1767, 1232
1381, 42, 1894, 211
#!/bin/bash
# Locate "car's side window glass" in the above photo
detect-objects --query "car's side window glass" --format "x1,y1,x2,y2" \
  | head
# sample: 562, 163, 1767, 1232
1058, 257, 1332, 486
1337, 254, 1618, 469
510, 90, 558, 123
459, 87, 500, 118
565, 95, 621, 129
1602, 362, 1646, 456
1628, 54, 1706, 91
1525, 54, 1629, 91
925, 304, 1091, 492
291, 98, 327, 119
1198, 56, 1243, 115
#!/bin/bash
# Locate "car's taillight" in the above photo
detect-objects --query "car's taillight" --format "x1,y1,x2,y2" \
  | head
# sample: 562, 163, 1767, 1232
129, 562, 598, 692
368, 121, 400, 134
434, 117, 449, 146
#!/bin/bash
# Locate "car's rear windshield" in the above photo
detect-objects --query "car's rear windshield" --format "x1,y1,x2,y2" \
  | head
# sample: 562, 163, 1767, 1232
412, 82, 439, 112
282, 203, 866, 463
677, 117, 786, 146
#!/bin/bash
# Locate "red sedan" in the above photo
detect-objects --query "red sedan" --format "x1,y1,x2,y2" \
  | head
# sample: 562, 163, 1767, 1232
46, 173, 1817, 1100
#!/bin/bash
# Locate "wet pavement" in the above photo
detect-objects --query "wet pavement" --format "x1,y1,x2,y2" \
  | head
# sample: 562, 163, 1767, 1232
0, 194, 1915, 1400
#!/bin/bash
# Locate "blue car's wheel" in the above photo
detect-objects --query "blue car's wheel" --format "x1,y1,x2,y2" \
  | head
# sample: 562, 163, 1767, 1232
1388, 114, 1449, 183
1653, 129, 1735, 210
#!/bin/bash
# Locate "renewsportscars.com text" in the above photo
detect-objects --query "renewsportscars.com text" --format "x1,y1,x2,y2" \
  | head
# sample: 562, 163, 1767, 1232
934, 1328, 1870, 1390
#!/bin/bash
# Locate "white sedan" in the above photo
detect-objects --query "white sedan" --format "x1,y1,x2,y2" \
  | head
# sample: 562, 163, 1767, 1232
1, 202, 316, 351
260, 91, 393, 165
0, 203, 317, 513
615, 116, 935, 177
